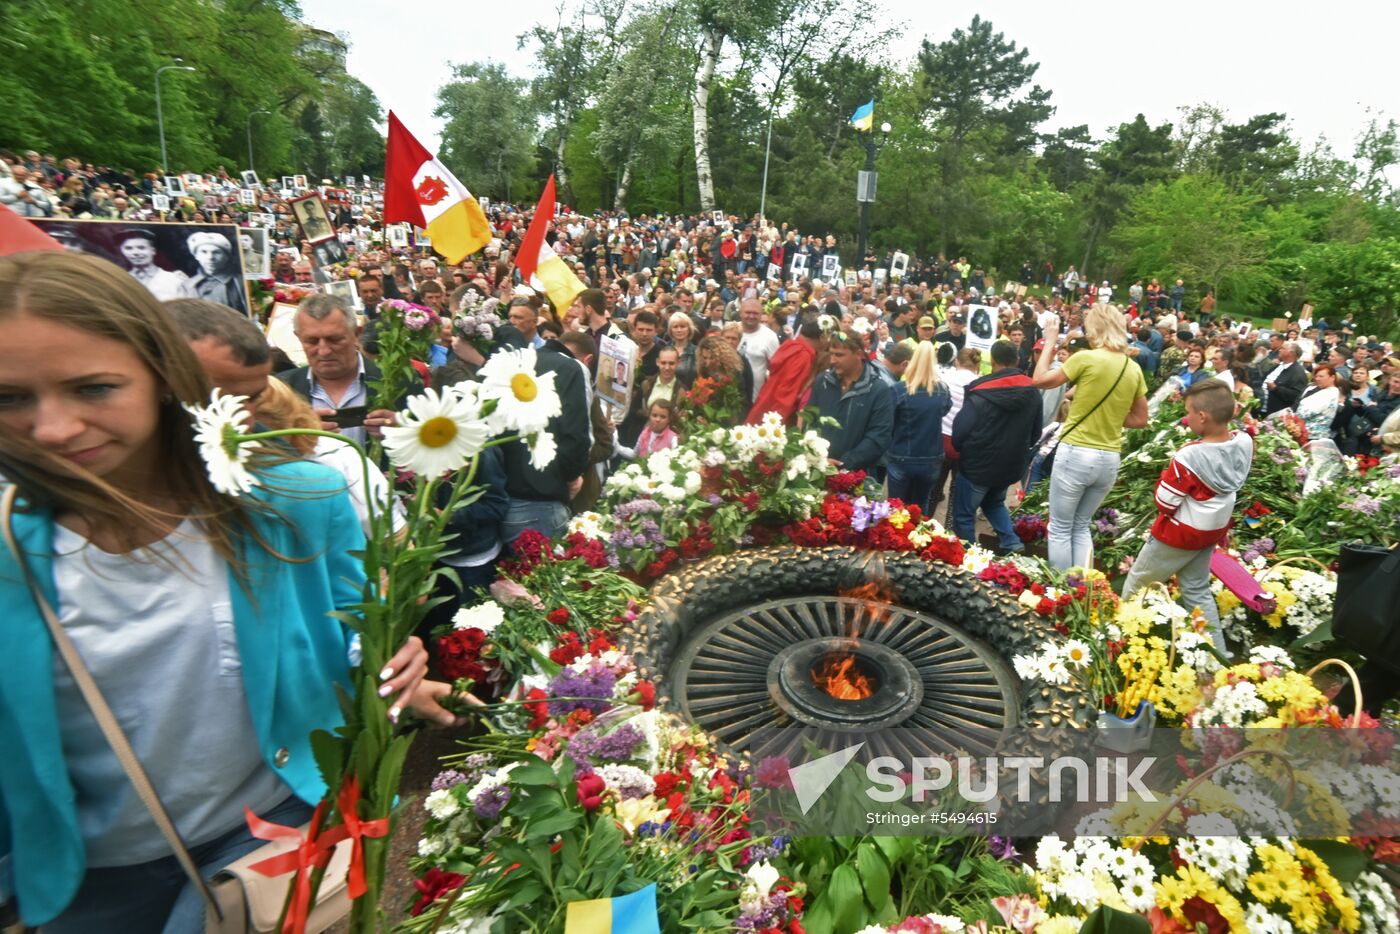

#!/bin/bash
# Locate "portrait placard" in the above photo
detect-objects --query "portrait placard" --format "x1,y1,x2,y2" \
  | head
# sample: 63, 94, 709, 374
597, 331, 638, 411
249, 212, 276, 227
890, 251, 909, 279
325, 278, 362, 311
238, 226, 270, 278
240, 170, 260, 188
288, 193, 336, 243
820, 254, 840, 279
387, 224, 410, 249
152, 194, 171, 213
309, 238, 349, 270
164, 176, 186, 197
790, 253, 809, 279
292, 174, 308, 190
281, 176, 295, 191
34, 218, 248, 315
844, 269, 858, 287
964, 303, 1000, 355
238, 189, 257, 206
766, 260, 782, 282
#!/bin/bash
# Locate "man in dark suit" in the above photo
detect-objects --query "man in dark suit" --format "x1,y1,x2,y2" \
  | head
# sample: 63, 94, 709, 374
491, 325, 592, 546
1263, 342, 1308, 416
276, 293, 419, 444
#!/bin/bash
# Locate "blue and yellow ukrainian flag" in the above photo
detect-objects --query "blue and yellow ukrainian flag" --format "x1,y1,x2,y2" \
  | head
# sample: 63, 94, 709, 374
850, 99, 875, 131
564, 884, 661, 934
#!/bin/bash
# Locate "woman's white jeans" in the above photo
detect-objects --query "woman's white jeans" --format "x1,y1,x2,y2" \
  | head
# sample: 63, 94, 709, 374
1047, 442, 1121, 570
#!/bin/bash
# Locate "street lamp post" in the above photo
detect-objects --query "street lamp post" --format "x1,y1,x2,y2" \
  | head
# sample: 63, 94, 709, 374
855, 121, 892, 268
246, 109, 271, 177
758, 84, 776, 224
155, 62, 197, 172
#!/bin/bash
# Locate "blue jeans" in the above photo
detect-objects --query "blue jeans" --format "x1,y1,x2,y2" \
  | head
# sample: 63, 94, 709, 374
952, 473, 1021, 551
501, 499, 569, 551
44, 794, 314, 934
886, 459, 939, 515
1047, 442, 1121, 570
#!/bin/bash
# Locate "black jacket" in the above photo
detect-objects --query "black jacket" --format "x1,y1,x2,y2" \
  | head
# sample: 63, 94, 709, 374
951, 368, 1043, 488
499, 340, 592, 504
1263, 362, 1308, 416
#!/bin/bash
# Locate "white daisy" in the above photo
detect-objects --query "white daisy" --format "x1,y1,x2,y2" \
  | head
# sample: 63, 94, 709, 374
184, 389, 260, 497
381, 386, 489, 477
478, 347, 561, 435
452, 601, 505, 633
527, 430, 557, 470
1061, 639, 1092, 668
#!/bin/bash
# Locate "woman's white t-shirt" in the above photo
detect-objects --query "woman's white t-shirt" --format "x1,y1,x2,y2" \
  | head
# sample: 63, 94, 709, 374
52, 522, 289, 866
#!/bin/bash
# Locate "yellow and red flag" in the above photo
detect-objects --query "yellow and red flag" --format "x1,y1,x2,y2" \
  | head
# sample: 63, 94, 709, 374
382, 111, 491, 263
516, 174, 585, 314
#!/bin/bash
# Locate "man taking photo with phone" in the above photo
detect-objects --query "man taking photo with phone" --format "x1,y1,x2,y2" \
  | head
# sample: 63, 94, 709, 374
277, 294, 418, 442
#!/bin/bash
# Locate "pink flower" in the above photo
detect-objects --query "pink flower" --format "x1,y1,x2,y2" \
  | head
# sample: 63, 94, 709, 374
489, 578, 544, 609
992, 895, 1043, 934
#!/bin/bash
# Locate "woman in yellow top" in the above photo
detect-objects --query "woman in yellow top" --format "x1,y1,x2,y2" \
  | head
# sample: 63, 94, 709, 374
1032, 304, 1149, 570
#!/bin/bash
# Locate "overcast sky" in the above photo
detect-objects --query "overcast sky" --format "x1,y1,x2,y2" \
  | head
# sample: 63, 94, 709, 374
299, 0, 1399, 161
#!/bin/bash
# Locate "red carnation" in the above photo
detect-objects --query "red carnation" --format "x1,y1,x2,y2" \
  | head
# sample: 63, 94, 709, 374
410, 867, 467, 916
653, 771, 682, 797
634, 680, 656, 710
525, 688, 549, 729
547, 607, 571, 626
576, 773, 607, 810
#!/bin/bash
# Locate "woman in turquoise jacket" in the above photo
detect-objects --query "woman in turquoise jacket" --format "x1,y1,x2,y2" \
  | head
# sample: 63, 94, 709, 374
0, 251, 439, 931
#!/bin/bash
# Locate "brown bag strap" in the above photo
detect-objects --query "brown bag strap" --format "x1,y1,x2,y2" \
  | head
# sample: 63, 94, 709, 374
0, 485, 223, 922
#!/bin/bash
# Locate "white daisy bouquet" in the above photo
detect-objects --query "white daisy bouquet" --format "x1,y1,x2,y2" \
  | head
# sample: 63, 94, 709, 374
183, 345, 562, 932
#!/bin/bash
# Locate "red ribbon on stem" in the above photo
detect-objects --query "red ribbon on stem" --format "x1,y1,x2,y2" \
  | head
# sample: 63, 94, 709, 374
246, 802, 333, 934
320, 774, 391, 899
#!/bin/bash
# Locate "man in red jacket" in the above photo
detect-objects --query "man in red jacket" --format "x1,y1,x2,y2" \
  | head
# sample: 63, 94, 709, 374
746, 318, 823, 425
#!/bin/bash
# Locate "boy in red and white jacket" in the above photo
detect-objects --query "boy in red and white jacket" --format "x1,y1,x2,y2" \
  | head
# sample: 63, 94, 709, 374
1121, 379, 1254, 654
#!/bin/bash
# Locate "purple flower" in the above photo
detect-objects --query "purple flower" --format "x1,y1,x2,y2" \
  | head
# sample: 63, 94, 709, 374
1351, 494, 1382, 516
989, 835, 1020, 861
851, 496, 873, 533
472, 784, 511, 820
567, 723, 644, 769
1294, 466, 1309, 485
870, 499, 892, 523
1270, 447, 1295, 465
1092, 508, 1119, 536
430, 769, 469, 792
548, 665, 617, 715
706, 494, 724, 506
1240, 537, 1276, 564
615, 499, 663, 519
1388, 464, 1400, 480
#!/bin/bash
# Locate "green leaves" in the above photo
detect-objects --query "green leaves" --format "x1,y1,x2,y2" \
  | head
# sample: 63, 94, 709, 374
1078, 905, 1152, 934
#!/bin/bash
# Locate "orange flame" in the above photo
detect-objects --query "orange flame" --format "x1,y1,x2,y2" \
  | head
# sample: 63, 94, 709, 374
812, 653, 877, 700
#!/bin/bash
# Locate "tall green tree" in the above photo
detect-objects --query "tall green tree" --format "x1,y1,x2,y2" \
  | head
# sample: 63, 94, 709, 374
1081, 114, 1175, 271
916, 15, 1053, 252
435, 62, 538, 200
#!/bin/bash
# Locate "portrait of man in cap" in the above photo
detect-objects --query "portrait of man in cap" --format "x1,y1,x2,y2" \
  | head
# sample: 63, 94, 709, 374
187, 230, 247, 313
119, 228, 194, 301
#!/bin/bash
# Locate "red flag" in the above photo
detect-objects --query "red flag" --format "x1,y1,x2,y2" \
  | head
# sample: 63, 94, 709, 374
0, 204, 65, 256
382, 111, 490, 262
515, 175, 556, 283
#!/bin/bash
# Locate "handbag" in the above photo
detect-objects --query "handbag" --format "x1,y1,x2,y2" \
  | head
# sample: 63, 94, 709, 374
0, 485, 353, 934
1333, 540, 1400, 667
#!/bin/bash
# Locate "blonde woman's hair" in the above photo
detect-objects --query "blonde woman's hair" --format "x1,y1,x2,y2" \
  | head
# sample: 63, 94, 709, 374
902, 341, 942, 395
254, 378, 320, 455
1084, 303, 1129, 353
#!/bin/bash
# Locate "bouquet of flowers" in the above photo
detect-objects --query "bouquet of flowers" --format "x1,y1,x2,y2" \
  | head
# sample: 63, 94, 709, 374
370, 299, 442, 410
451, 289, 504, 356
1213, 560, 1337, 652
183, 345, 562, 932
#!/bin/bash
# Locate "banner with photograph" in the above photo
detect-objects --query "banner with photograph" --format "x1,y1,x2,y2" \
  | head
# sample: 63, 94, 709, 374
963, 304, 999, 355
289, 193, 336, 243
237, 227, 270, 278
34, 218, 248, 315
596, 331, 638, 412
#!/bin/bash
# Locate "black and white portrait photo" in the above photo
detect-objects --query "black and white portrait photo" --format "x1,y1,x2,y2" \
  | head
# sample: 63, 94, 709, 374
290, 194, 335, 242
310, 237, 349, 269
240, 170, 260, 188
33, 219, 249, 315
238, 227, 270, 278
163, 175, 186, 197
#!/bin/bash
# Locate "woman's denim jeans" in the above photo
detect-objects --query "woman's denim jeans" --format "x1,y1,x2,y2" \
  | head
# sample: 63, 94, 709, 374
1047, 442, 1121, 570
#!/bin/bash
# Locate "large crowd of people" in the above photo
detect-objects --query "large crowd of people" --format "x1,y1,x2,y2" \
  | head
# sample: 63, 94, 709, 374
3, 143, 1400, 931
